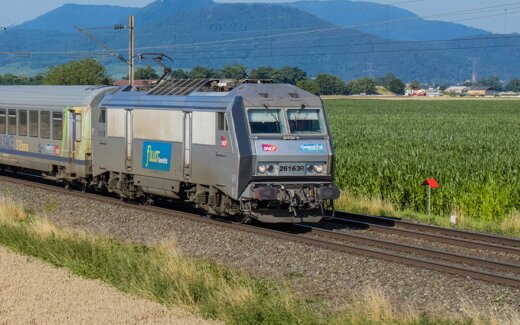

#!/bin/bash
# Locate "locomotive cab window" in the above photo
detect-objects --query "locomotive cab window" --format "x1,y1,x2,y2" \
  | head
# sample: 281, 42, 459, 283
8, 109, 16, 135
217, 112, 228, 131
29, 110, 39, 137
52, 112, 63, 140
18, 110, 28, 136
248, 109, 286, 134
0, 109, 6, 134
287, 109, 325, 134
41, 111, 50, 139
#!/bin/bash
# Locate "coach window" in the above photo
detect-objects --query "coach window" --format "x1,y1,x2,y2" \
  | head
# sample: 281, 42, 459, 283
52, 112, 63, 140
29, 110, 39, 137
217, 112, 228, 131
40, 111, 50, 139
18, 110, 28, 136
0, 109, 6, 134
8, 109, 16, 135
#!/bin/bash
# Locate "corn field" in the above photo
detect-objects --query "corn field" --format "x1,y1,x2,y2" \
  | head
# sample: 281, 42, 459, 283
325, 99, 520, 221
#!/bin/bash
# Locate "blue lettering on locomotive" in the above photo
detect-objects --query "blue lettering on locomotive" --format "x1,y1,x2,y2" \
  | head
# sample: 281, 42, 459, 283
300, 144, 325, 152
142, 141, 171, 172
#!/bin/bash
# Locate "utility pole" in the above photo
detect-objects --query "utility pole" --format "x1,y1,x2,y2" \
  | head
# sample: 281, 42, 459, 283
129, 16, 135, 87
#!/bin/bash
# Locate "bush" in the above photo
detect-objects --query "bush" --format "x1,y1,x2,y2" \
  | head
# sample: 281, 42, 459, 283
43, 59, 112, 85
347, 77, 376, 95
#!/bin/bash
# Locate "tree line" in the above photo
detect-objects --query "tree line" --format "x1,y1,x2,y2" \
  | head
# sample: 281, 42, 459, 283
2, 58, 520, 94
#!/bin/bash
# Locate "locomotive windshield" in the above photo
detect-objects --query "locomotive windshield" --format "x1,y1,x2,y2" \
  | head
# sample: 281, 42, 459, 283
248, 109, 287, 134
287, 109, 325, 134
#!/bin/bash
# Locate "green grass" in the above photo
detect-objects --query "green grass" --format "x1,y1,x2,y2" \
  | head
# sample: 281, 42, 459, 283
1, 196, 502, 325
325, 99, 520, 232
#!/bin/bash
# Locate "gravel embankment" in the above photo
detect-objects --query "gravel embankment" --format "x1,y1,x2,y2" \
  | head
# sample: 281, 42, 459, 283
0, 246, 217, 325
0, 179, 519, 315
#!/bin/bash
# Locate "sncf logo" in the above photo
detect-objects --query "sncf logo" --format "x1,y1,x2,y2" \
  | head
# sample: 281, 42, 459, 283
262, 144, 278, 152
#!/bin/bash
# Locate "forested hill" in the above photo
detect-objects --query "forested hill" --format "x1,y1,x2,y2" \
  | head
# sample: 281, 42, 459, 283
2, 0, 519, 82
287, 0, 490, 41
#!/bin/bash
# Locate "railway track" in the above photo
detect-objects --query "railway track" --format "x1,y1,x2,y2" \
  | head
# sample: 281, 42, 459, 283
0, 172, 519, 289
333, 211, 520, 255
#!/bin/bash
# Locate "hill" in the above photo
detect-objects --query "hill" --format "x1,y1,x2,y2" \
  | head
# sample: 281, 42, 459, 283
1, 0, 520, 83
287, 0, 491, 41
15, 4, 137, 33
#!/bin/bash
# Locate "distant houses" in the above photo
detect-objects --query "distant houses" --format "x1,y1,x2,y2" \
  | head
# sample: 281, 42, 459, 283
445, 86, 468, 95
467, 86, 496, 97
405, 87, 441, 97
445, 86, 496, 97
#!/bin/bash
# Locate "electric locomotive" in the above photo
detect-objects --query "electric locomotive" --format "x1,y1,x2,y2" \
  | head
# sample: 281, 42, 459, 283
0, 80, 340, 223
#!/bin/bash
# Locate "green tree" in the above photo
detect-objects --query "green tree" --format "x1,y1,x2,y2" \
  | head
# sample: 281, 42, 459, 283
388, 78, 405, 95
43, 59, 111, 85
296, 79, 320, 95
188, 66, 219, 79
477, 75, 503, 91
220, 64, 247, 79
374, 73, 397, 87
249, 66, 276, 80
505, 79, 520, 92
0, 73, 43, 85
134, 64, 159, 80
315, 74, 346, 95
347, 77, 376, 95
170, 69, 189, 79
411, 80, 420, 90
272, 66, 307, 85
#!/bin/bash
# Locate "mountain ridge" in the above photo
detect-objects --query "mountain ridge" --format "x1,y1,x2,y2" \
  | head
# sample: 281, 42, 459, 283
2, 0, 519, 82
286, 0, 491, 41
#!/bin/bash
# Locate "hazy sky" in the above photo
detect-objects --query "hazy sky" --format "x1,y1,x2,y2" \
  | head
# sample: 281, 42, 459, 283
1, 0, 519, 33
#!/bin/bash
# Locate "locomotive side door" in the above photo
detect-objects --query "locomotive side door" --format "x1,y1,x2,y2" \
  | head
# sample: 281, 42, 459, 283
125, 108, 133, 171
183, 111, 192, 180
67, 108, 84, 174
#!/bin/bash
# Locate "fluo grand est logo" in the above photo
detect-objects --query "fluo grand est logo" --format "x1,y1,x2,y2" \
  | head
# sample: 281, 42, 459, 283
142, 141, 172, 172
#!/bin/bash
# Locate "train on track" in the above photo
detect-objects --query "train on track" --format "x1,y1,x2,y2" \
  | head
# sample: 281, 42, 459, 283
0, 79, 340, 223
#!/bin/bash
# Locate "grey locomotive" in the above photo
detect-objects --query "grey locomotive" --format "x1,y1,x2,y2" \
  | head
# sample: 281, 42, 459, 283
0, 80, 340, 223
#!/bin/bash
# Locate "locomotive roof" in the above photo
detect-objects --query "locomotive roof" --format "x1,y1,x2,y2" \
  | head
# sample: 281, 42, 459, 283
0, 86, 118, 110
102, 83, 322, 110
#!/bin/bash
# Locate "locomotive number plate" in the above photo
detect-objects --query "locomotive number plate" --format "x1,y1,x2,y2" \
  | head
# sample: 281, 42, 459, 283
278, 163, 306, 175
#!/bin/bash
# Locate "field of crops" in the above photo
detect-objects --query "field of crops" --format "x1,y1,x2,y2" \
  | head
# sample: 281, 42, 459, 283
325, 99, 519, 222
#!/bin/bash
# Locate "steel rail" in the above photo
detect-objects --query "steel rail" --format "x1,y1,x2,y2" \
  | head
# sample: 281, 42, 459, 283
295, 224, 520, 276
332, 216, 520, 256
335, 211, 520, 248
0, 173, 519, 288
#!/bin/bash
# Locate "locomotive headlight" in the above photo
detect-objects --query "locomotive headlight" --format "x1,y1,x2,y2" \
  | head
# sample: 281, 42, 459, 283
258, 164, 275, 174
314, 165, 325, 174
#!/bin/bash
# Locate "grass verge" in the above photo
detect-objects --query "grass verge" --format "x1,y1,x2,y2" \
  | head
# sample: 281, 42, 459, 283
0, 195, 518, 324
336, 192, 520, 238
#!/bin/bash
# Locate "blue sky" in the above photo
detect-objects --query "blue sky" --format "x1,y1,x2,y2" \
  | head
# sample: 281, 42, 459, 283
1, 0, 519, 33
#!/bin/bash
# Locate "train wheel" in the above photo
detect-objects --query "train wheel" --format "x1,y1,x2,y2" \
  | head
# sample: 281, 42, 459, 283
80, 183, 87, 193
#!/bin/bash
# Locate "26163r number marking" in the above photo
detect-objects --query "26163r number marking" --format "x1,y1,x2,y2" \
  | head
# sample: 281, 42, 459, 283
280, 165, 305, 172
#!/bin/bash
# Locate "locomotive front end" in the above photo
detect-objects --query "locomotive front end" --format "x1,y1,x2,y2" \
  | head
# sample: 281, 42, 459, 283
237, 87, 340, 223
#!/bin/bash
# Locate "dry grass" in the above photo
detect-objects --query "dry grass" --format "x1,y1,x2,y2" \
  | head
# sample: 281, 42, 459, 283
334, 285, 520, 325
335, 191, 396, 216
499, 211, 520, 236
0, 196, 28, 225
460, 297, 520, 325
336, 192, 520, 238
1, 194, 519, 324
